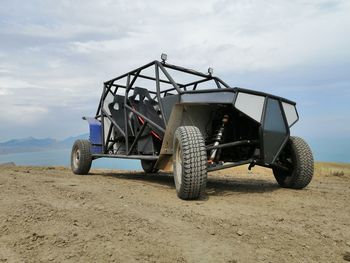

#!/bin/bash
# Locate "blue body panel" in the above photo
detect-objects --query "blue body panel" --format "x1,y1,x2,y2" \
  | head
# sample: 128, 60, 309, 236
84, 117, 102, 154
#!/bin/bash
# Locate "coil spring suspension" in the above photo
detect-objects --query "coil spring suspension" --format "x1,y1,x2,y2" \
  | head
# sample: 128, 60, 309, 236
209, 115, 229, 163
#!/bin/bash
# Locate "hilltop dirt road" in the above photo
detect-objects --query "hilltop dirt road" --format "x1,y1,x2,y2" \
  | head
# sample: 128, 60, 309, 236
0, 164, 349, 262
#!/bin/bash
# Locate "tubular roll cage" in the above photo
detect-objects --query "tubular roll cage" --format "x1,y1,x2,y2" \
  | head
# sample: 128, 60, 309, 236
94, 60, 230, 161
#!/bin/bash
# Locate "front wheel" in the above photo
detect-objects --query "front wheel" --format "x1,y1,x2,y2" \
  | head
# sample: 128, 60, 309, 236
273, 136, 314, 189
173, 126, 207, 200
71, 139, 92, 175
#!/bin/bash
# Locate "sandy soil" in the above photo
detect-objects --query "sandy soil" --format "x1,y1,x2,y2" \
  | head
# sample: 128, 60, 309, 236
0, 163, 349, 262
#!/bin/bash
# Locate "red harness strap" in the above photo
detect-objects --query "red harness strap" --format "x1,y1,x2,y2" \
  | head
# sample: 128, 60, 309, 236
132, 105, 161, 141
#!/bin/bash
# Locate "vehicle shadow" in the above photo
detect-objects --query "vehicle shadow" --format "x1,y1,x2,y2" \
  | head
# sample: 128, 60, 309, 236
90, 171, 280, 196
206, 177, 280, 196
95, 171, 175, 189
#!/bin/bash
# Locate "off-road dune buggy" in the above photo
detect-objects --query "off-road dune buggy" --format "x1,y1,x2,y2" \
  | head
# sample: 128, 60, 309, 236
71, 54, 314, 200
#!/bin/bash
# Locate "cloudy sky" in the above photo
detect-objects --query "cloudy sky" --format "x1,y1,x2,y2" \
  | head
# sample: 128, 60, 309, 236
0, 0, 349, 161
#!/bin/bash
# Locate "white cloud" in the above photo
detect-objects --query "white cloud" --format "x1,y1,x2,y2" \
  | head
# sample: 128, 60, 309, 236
0, 0, 349, 140
0, 102, 48, 125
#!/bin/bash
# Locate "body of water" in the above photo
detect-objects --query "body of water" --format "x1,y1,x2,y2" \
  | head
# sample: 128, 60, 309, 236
0, 148, 141, 170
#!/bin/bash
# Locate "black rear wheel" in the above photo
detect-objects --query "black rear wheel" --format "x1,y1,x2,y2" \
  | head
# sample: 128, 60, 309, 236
71, 139, 92, 175
273, 136, 314, 189
173, 126, 207, 200
141, 160, 159, 173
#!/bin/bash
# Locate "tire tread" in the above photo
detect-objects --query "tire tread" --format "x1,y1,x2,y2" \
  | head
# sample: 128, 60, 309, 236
174, 126, 207, 200
71, 139, 92, 175
274, 136, 314, 189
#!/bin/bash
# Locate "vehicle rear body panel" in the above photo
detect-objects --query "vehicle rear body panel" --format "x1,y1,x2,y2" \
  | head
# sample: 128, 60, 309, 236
158, 88, 298, 168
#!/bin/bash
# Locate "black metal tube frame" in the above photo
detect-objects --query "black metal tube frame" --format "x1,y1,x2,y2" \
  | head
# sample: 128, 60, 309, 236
92, 153, 158, 161
206, 140, 259, 151
207, 159, 254, 172
96, 60, 232, 159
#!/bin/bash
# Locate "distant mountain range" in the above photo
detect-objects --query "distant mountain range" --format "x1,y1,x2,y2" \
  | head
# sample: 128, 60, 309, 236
0, 134, 88, 155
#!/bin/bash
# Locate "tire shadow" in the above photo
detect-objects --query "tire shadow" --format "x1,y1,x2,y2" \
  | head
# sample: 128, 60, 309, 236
89, 171, 280, 196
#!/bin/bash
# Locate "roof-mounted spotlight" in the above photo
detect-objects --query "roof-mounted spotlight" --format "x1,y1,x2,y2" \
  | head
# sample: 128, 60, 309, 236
161, 53, 167, 63
208, 67, 214, 75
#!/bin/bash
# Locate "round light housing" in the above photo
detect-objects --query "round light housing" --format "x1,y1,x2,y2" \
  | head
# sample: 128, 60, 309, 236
161, 53, 167, 62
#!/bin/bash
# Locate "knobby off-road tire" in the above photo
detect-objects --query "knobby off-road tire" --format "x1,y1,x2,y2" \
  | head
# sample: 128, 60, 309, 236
173, 126, 207, 200
71, 139, 92, 175
141, 160, 159, 173
273, 136, 314, 189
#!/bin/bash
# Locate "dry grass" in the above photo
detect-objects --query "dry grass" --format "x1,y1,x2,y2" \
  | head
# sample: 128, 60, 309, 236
219, 162, 350, 178
315, 162, 350, 177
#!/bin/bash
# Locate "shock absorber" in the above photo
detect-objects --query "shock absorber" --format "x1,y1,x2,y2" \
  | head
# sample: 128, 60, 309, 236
209, 115, 229, 162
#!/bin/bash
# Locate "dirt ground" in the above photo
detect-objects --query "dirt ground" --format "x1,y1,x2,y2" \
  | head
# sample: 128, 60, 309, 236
0, 163, 349, 262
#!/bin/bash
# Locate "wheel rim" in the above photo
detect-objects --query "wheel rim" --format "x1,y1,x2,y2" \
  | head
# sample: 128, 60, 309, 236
275, 141, 296, 178
73, 147, 80, 169
175, 142, 182, 186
